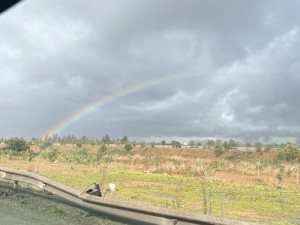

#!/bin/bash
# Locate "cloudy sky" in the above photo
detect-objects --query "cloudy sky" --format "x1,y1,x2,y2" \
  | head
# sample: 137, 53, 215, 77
1, 0, 300, 142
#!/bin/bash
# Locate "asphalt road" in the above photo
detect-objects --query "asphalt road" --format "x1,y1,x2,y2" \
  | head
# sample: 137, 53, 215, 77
0, 181, 128, 225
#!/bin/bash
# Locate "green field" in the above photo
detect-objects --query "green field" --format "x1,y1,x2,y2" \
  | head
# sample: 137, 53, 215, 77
38, 167, 300, 224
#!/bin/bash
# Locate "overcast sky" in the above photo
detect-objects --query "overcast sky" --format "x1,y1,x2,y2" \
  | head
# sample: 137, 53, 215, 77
1, 0, 300, 143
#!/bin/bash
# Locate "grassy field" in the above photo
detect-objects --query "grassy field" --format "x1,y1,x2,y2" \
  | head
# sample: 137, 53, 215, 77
0, 145, 299, 225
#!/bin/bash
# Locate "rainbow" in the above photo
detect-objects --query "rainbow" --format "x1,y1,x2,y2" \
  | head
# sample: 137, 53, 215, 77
44, 67, 208, 137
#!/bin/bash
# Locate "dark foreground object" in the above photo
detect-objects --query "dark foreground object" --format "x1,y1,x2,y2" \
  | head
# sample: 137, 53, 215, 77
85, 183, 102, 197
0, 0, 22, 14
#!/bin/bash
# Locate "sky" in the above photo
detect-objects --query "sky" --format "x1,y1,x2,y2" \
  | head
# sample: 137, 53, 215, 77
1, 0, 300, 143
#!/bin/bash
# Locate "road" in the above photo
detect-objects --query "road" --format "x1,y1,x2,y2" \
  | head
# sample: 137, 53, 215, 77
0, 181, 128, 225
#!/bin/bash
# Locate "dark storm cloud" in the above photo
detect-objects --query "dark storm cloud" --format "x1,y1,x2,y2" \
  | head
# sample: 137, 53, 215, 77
1, 0, 300, 142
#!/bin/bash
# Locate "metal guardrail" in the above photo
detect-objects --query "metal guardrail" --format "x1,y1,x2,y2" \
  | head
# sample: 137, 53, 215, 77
0, 167, 261, 225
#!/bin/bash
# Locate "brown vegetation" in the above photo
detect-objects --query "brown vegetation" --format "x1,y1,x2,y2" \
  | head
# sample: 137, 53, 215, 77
22, 144, 299, 190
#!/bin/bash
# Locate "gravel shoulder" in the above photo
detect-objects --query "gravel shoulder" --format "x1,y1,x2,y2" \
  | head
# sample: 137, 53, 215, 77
0, 181, 128, 225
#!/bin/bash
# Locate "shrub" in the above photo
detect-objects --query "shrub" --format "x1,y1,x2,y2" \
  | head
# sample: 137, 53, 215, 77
42, 147, 60, 162
0, 148, 34, 161
5, 137, 29, 152
214, 143, 224, 157
39, 140, 52, 150
171, 140, 181, 148
276, 165, 285, 187
76, 142, 83, 148
254, 141, 263, 153
277, 143, 300, 162
96, 143, 107, 161
61, 148, 94, 164
225, 151, 242, 162
26, 149, 35, 161
124, 143, 133, 151
153, 153, 163, 168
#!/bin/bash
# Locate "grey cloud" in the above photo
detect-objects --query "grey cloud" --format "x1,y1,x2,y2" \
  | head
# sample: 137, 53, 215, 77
1, 0, 300, 142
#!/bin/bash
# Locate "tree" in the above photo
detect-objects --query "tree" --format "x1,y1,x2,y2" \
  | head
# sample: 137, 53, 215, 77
196, 141, 202, 147
121, 136, 128, 144
171, 140, 181, 148
5, 137, 29, 152
80, 135, 88, 144
223, 141, 230, 150
206, 140, 215, 149
188, 140, 195, 148
102, 134, 111, 144
228, 139, 238, 149
161, 140, 166, 146
223, 139, 238, 150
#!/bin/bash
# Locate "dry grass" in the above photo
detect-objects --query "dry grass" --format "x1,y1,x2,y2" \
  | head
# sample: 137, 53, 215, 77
0, 144, 293, 190
1, 145, 300, 225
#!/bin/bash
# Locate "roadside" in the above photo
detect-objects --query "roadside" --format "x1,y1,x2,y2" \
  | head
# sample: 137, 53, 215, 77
0, 181, 127, 225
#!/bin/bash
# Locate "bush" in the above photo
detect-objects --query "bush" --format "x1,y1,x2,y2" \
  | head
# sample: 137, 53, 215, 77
26, 150, 35, 161
254, 142, 263, 153
214, 144, 224, 156
42, 147, 60, 162
61, 148, 94, 164
276, 165, 286, 187
5, 137, 29, 152
96, 143, 107, 161
0, 147, 35, 161
225, 151, 242, 162
76, 142, 83, 148
277, 143, 300, 162
39, 140, 52, 150
124, 143, 133, 151
171, 140, 181, 148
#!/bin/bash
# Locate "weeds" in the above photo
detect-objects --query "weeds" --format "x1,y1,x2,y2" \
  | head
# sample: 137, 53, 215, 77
61, 148, 94, 164
41, 147, 59, 162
